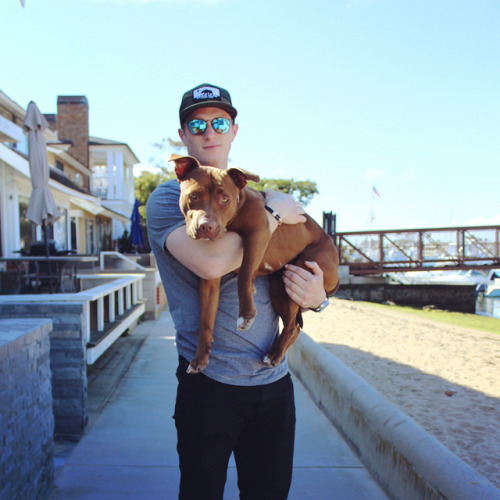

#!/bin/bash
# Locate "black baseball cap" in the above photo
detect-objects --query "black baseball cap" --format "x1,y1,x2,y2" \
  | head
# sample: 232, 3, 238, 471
179, 83, 238, 126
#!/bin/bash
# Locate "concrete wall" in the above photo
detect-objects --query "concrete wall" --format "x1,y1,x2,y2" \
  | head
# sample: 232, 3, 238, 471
289, 333, 500, 500
0, 302, 89, 440
0, 318, 54, 500
336, 283, 477, 313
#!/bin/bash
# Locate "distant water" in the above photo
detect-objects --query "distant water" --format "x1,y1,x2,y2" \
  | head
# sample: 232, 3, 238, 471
476, 295, 500, 320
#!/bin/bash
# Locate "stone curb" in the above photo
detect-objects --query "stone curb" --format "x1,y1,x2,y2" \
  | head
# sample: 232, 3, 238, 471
288, 332, 500, 500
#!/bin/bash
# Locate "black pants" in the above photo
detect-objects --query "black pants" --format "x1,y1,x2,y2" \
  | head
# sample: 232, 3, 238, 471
174, 357, 296, 500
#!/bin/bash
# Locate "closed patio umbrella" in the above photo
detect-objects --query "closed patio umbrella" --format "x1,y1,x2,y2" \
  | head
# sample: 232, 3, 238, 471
23, 101, 60, 256
129, 198, 145, 248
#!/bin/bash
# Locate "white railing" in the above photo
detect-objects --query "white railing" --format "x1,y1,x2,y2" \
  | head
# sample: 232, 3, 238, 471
78, 274, 145, 363
0, 274, 145, 364
77, 274, 144, 328
100, 251, 147, 271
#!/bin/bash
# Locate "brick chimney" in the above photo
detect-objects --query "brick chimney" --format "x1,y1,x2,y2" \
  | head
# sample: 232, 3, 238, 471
57, 96, 89, 168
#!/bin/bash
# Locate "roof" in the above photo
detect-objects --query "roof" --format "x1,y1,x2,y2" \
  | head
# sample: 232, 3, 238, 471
69, 197, 129, 223
0, 89, 26, 116
89, 136, 127, 146
89, 135, 140, 164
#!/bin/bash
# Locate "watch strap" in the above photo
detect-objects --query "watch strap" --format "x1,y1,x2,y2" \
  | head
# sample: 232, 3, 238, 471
309, 296, 329, 313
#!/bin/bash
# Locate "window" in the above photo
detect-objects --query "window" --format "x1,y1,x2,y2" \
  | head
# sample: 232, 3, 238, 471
97, 218, 112, 251
53, 208, 68, 250
9, 134, 28, 155
85, 219, 95, 254
70, 217, 77, 251
18, 196, 36, 251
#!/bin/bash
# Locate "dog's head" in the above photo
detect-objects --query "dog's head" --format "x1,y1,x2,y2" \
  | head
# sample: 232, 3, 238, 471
169, 154, 260, 240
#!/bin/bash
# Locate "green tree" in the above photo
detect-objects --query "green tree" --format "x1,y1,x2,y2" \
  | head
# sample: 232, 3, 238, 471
248, 178, 318, 207
134, 170, 173, 215
134, 137, 185, 218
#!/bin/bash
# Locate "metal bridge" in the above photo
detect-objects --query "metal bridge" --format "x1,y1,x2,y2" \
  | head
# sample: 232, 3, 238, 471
322, 214, 500, 276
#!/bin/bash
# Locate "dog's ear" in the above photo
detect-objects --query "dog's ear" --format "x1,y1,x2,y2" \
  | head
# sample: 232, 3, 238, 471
169, 155, 200, 181
227, 168, 260, 189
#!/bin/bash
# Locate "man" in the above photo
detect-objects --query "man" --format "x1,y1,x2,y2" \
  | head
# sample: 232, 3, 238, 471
146, 83, 328, 500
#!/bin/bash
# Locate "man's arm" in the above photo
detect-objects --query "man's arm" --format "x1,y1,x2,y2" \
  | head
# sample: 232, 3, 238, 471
166, 228, 243, 280
165, 190, 307, 280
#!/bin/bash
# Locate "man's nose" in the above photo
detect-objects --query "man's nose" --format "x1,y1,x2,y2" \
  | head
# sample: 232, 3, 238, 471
203, 123, 217, 139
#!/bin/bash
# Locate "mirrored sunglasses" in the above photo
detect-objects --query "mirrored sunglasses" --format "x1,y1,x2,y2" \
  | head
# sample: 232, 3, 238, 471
187, 117, 231, 135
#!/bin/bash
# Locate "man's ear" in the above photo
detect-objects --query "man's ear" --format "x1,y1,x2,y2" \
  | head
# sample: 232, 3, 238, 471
231, 123, 239, 142
227, 168, 260, 189
169, 155, 200, 181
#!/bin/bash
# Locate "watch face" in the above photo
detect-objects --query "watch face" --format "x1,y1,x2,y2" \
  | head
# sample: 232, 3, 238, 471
312, 297, 329, 312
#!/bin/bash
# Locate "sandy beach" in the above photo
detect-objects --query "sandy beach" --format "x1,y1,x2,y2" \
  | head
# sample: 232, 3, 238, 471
301, 298, 500, 488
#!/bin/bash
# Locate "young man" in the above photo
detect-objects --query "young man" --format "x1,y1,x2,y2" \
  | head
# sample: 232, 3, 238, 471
146, 83, 328, 500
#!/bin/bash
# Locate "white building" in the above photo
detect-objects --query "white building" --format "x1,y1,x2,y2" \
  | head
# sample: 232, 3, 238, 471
0, 90, 138, 258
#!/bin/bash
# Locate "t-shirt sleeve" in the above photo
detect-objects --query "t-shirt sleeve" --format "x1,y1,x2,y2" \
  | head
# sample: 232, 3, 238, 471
146, 180, 185, 255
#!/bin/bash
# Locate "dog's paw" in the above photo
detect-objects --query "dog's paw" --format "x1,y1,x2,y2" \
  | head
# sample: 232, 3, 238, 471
263, 351, 283, 367
187, 357, 208, 374
263, 355, 273, 367
237, 316, 255, 331
186, 364, 199, 374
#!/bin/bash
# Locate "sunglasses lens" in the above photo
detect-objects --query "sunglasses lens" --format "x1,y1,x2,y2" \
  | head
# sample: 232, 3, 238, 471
212, 118, 230, 134
188, 119, 206, 135
187, 118, 230, 135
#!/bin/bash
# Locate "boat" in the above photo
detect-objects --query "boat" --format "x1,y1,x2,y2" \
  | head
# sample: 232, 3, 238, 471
484, 271, 500, 297
390, 269, 499, 293
426, 270, 490, 287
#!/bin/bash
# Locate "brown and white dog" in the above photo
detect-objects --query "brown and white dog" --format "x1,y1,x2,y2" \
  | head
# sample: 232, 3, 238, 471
171, 154, 339, 373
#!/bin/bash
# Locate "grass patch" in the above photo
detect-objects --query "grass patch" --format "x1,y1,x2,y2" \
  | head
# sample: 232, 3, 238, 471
364, 302, 500, 336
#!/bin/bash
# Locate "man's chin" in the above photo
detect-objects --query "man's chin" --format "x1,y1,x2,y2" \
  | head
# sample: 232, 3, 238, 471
198, 149, 225, 167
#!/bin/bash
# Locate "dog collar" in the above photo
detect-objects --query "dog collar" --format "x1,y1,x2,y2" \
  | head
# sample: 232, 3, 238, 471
264, 205, 282, 225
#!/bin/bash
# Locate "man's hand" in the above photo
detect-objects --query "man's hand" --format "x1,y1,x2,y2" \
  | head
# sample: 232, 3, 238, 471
282, 261, 326, 310
265, 189, 306, 225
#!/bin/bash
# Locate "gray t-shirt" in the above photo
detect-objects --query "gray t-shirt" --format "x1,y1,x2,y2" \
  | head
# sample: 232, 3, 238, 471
146, 179, 288, 386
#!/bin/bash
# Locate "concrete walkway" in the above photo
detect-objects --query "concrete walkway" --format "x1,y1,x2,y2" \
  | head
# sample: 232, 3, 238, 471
50, 310, 389, 499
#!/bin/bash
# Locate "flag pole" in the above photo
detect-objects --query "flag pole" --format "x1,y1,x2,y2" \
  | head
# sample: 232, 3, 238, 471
369, 186, 375, 231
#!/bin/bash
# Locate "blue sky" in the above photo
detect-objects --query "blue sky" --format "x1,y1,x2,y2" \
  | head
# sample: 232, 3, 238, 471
2, 0, 499, 231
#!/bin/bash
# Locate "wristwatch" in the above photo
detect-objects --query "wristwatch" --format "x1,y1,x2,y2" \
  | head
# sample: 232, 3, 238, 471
309, 296, 330, 313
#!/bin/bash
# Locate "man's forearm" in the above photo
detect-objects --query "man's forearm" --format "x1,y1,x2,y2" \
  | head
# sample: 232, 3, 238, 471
166, 227, 244, 280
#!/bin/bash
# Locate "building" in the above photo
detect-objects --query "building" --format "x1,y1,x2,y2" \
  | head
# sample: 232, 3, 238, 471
0, 90, 138, 257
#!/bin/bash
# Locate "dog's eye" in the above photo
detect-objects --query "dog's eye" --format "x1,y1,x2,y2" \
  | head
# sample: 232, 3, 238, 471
189, 193, 198, 201
221, 196, 229, 204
